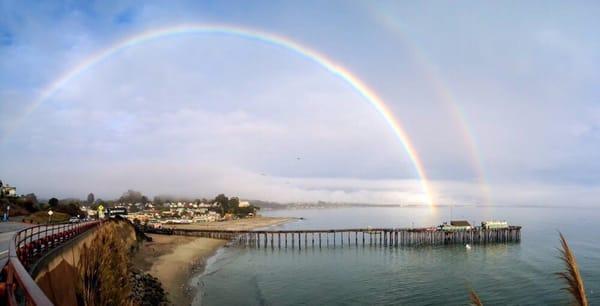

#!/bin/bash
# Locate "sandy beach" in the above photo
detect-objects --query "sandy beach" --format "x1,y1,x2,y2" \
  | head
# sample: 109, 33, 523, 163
133, 234, 226, 305
134, 216, 291, 305
170, 216, 294, 231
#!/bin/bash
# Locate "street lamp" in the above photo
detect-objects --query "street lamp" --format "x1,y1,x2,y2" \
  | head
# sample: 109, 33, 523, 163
48, 209, 54, 224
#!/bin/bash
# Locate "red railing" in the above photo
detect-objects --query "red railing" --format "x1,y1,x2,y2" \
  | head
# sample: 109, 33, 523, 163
2, 221, 101, 306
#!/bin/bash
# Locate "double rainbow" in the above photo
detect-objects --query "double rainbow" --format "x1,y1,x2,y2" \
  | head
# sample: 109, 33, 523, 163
7, 24, 437, 207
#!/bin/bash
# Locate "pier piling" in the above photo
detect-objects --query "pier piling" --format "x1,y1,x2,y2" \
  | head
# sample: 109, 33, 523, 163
162, 226, 522, 250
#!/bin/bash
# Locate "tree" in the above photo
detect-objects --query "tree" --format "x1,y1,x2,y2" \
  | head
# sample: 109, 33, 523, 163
0, 198, 9, 211
237, 204, 257, 216
25, 193, 38, 203
209, 194, 256, 217
228, 197, 240, 214
22, 193, 39, 212
118, 190, 145, 204
87, 193, 95, 204
56, 202, 85, 217
48, 197, 59, 208
214, 194, 229, 215
153, 196, 165, 206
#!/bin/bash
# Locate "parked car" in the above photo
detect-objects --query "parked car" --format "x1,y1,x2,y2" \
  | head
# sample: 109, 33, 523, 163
69, 217, 81, 223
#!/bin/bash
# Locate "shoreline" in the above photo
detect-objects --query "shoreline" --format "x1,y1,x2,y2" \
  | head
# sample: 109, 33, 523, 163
132, 234, 226, 305
169, 216, 295, 231
188, 245, 228, 306
134, 216, 292, 305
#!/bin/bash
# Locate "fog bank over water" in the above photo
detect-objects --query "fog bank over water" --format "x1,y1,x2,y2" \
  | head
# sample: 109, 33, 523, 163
3, 160, 600, 207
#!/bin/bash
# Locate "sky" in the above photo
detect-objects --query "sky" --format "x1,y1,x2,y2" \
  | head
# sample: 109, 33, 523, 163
1, 1, 599, 206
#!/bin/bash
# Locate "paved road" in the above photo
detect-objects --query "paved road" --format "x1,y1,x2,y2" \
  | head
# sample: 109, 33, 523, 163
0, 222, 31, 258
0, 221, 96, 262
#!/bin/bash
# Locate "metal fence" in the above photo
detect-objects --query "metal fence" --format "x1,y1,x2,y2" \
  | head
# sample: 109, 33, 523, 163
2, 221, 101, 306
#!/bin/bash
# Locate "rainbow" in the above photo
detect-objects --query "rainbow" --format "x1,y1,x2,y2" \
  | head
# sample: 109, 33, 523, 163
4, 24, 436, 206
368, 6, 492, 205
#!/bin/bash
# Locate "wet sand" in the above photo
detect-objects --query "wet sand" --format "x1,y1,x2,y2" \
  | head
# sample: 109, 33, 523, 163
134, 217, 292, 305
133, 234, 226, 305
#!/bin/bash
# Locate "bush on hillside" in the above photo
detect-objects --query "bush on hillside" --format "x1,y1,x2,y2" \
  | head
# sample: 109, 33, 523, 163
23, 211, 70, 224
77, 221, 134, 306
54, 203, 86, 217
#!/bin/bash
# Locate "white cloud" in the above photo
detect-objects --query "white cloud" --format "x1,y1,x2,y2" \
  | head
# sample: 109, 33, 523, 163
2, 1, 600, 205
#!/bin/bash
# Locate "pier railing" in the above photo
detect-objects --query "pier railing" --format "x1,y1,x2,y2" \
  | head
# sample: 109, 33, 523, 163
146, 226, 522, 249
1, 221, 101, 306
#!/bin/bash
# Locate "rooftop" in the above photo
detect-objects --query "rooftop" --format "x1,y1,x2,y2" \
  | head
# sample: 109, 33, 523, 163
450, 220, 471, 227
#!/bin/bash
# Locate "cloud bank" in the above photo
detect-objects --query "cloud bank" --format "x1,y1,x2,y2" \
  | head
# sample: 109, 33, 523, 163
1, 1, 600, 206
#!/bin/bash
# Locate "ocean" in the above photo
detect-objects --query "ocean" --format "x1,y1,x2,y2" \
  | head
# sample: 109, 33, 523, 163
191, 206, 600, 305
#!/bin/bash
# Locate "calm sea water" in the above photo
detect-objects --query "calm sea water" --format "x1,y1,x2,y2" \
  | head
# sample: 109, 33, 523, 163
191, 207, 600, 305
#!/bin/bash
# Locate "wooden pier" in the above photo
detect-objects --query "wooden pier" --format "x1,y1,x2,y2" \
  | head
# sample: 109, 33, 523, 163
147, 226, 521, 249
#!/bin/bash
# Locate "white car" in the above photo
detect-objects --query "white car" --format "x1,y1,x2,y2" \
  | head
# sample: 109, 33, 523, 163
69, 217, 81, 223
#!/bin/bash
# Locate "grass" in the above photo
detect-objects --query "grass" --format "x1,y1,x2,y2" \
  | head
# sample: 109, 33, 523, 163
557, 233, 588, 306
469, 233, 589, 306
469, 289, 484, 306
23, 211, 70, 224
77, 220, 135, 306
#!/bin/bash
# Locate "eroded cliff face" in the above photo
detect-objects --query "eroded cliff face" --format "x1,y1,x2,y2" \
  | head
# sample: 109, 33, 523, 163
34, 220, 137, 306
36, 259, 79, 306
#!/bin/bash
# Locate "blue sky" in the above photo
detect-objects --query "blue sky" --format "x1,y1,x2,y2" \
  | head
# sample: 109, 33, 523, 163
1, 1, 599, 205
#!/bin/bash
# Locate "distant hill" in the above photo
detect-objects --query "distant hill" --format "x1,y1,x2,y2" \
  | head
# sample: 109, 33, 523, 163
248, 200, 432, 210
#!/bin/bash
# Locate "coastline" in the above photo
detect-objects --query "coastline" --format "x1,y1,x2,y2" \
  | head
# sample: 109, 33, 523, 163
169, 216, 294, 231
133, 216, 292, 305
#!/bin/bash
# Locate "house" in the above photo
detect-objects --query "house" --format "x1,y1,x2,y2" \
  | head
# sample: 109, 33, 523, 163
0, 180, 17, 198
238, 201, 250, 208
450, 220, 471, 228
194, 214, 218, 223
440, 220, 472, 231
192, 208, 208, 215
481, 221, 508, 229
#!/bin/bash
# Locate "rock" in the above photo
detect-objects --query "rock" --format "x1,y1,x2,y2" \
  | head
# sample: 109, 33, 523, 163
129, 270, 170, 305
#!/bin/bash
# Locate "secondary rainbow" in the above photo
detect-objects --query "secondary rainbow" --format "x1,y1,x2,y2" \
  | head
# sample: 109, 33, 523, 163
368, 5, 492, 206
7, 24, 436, 206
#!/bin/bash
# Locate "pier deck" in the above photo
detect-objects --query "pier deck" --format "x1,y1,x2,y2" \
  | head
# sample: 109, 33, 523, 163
145, 226, 521, 249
